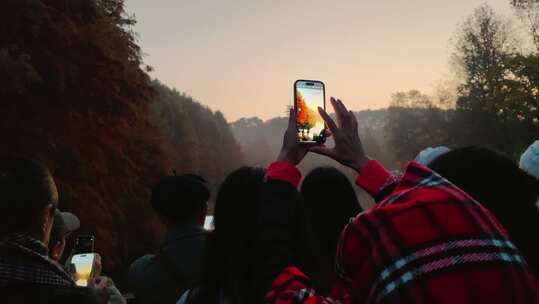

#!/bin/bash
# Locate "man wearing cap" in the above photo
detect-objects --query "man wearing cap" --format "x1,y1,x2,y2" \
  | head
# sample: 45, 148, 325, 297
0, 157, 109, 303
50, 210, 127, 304
49, 211, 80, 262
128, 173, 210, 304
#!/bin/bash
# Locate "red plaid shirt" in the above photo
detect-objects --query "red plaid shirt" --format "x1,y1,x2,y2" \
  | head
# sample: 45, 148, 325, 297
264, 160, 539, 304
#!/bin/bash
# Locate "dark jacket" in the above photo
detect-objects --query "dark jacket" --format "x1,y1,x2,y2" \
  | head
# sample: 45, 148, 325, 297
128, 224, 208, 304
0, 234, 99, 304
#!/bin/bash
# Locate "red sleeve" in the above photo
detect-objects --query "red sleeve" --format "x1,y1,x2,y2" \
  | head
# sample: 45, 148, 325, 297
265, 220, 373, 304
265, 266, 354, 304
355, 160, 392, 197
266, 162, 302, 188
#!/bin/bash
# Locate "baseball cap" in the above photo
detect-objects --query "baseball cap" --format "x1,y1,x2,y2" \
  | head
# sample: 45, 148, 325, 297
51, 210, 80, 241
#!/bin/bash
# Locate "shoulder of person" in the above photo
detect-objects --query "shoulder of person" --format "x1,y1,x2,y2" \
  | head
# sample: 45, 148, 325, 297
2, 285, 101, 304
176, 286, 225, 304
128, 254, 156, 277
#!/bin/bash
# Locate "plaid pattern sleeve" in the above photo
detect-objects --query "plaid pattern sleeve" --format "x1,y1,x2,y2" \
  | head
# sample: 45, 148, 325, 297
0, 234, 75, 287
266, 161, 539, 304
356, 160, 399, 203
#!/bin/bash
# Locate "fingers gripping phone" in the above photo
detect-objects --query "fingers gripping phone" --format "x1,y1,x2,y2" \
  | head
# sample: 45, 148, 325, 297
294, 80, 326, 144
71, 253, 96, 287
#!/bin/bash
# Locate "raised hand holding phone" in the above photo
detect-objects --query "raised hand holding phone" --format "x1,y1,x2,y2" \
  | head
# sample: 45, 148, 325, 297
310, 97, 371, 172
277, 108, 310, 165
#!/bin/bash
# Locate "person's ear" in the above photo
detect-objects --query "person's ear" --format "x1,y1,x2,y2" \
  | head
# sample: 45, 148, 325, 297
50, 236, 66, 261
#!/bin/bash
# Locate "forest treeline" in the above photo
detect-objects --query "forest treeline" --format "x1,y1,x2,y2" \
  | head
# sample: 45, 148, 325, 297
150, 80, 244, 202
231, 110, 390, 170
385, 3, 539, 162
0, 0, 242, 278
231, 111, 390, 209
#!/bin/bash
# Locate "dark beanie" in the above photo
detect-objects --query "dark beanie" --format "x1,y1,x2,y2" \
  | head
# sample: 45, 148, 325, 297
151, 173, 210, 220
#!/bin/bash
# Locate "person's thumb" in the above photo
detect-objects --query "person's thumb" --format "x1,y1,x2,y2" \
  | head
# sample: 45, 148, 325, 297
288, 108, 295, 129
309, 146, 337, 159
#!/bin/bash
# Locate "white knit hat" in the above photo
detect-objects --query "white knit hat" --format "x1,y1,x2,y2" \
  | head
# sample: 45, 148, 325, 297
520, 140, 539, 180
520, 141, 539, 210
415, 146, 451, 165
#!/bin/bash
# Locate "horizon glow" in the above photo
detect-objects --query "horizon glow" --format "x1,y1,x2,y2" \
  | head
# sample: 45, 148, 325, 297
127, 0, 514, 121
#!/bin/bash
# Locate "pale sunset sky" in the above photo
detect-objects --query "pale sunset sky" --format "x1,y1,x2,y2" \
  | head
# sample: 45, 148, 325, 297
126, 0, 514, 121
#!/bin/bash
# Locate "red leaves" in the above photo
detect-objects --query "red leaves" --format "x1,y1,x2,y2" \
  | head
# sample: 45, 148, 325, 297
0, 0, 167, 275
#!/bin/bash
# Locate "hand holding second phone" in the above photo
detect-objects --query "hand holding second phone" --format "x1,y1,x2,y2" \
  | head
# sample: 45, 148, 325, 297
277, 108, 310, 165
310, 97, 370, 172
88, 276, 111, 304
92, 253, 102, 278
66, 252, 103, 286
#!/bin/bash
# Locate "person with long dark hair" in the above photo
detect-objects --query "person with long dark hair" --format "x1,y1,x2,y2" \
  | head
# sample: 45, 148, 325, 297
300, 166, 361, 293
184, 167, 266, 303
182, 166, 322, 304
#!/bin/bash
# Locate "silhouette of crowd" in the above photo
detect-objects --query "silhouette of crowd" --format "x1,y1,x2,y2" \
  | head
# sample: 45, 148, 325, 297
1, 98, 538, 304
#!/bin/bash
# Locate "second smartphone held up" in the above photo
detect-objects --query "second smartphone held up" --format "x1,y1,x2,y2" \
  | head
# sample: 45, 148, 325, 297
71, 253, 96, 287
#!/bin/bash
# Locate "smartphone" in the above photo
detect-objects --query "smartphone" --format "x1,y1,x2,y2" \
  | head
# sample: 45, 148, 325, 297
294, 80, 326, 144
204, 215, 214, 231
74, 235, 94, 254
71, 253, 96, 287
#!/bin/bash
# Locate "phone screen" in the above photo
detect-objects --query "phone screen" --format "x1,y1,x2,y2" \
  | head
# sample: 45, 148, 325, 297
71, 253, 95, 287
294, 80, 325, 143
204, 215, 214, 231
74, 235, 94, 254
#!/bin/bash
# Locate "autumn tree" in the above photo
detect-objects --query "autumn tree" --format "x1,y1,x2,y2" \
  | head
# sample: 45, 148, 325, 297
296, 91, 321, 131
450, 4, 538, 156
452, 4, 517, 112
0, 0, 170, 275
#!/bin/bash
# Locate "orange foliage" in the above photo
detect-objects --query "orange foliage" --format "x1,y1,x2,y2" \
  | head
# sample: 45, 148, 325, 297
296, 90, 321, 130
0, 0, 168, 278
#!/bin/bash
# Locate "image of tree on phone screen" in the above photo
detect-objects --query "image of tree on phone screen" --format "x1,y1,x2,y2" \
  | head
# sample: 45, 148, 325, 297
296, 88, 324, 142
